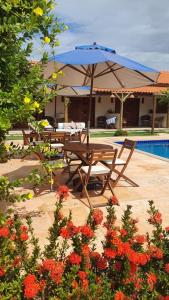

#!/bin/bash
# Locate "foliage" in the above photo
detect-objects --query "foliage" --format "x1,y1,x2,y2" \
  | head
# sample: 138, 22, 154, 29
114, 129, 128, 136
0, 192, 169, 299
0, 176, 33, 203
0, 0, 67, 139
29, 119, 49, 133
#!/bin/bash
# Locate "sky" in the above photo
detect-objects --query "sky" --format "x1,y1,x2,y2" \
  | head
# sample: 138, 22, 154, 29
32, 0, 169, 70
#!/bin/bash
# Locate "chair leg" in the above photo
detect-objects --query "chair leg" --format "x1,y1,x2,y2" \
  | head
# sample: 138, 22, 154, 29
78, 169, 92, 208
111, 168, 139, 187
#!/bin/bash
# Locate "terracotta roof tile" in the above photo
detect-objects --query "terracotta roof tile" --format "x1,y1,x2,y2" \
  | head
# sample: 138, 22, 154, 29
157, 71, 169, 84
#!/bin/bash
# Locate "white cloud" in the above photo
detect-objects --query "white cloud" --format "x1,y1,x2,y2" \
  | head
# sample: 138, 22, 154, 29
32, 0, 169, 70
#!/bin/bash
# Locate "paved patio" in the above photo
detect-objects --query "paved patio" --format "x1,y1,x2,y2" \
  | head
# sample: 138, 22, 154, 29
1, 135, 169, 249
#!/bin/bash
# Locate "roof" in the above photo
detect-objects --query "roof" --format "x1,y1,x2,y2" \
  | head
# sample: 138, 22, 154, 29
94, 71, 169, 94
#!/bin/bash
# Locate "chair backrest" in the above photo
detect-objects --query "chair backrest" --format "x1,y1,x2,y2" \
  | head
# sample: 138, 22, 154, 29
90, 149, 118, 169
22, 130, 39, 146
50, 132, 71, 144
40, 132, 51, 143
118, 139, 136, 162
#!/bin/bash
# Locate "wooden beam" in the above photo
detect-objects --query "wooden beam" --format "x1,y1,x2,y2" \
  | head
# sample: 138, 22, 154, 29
151, 95, 157, 134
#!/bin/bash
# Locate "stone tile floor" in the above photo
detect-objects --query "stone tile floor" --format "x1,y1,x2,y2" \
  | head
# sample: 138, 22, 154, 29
1, 136, 169, 249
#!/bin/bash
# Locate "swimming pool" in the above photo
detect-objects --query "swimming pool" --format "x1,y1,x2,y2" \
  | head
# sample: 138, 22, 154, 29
117, 140, 169, 159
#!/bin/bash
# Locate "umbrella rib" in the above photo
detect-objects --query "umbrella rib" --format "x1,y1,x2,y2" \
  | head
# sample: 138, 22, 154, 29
134, 70, 156, 83
83, 65, 92, 86
58, 64, 87, 77
94, 66, 124, 78
94, 63, 117, 78
105, 62, 125, 88
81, 65, 91, 77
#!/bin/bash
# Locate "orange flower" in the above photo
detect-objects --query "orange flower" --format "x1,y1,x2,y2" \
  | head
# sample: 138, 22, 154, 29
0, 267, 5, 277
60, 227, 70, 239
149, 246, 163, 259
165, 263, 169, 273
92, 209, 103, 225
69, 252, 82, 265
20, 232, 28, 241
80, 225, 94, 238
147, 272, 157, 291
24, 283, 40, 299
104, 248, 116, 259
114, 291, 126, 300
78, 271, 87, 280
134, 234, 146, 244
72, 280, 78, 289
42, 259, 56, 271
0, 226, 9, 238
57, 185, 69, 199
109, 195, 119, 206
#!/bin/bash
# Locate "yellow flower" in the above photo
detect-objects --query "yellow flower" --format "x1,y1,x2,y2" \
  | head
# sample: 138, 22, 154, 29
24, 96, 31, 104
41, 120, 49, 127
49, 179, 54, 184
33, 7, 43, 16
58, 70, 64, 76
32, 101, 40, 109
52, 73, 57, 79
44, 36, 50, 44
27, 193, 33, 200
4, 144, 10, 150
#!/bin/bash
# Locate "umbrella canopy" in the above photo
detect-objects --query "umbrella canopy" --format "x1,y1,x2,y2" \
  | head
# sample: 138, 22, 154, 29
53, 85, 90, 96
45, 43, 159, 89
45, 43, 159, 143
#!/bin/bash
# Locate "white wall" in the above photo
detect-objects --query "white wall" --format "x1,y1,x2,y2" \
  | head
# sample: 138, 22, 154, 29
45, 96, 64, 119
95, 95, 115, 126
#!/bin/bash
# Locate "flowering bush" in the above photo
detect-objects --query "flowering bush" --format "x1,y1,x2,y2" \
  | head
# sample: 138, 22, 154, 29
0, 190, 169, 299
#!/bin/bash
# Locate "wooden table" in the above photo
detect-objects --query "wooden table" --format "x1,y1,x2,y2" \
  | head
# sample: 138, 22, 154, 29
63, 142, 114, 185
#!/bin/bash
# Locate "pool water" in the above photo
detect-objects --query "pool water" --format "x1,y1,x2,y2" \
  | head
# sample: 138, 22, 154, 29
136, 140, 169, 159
117, 140, 169, 159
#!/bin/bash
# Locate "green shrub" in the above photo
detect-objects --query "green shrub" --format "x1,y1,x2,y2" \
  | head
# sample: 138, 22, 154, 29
114, 129, 128, 136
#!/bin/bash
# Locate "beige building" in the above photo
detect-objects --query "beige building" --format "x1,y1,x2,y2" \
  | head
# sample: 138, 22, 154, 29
45, 71, 169, 128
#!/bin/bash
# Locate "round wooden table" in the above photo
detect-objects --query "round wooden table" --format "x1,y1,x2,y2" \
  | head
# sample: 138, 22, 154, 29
63, 142, 113, 153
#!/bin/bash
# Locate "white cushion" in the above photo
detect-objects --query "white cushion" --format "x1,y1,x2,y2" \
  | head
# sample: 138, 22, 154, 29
103, 158, 125, 165
58, 123, 64, 129
50, 143, 64, 149
81, 165, 110, 175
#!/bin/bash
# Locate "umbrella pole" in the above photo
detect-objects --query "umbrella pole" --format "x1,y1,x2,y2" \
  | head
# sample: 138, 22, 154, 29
87, 65, 95, 145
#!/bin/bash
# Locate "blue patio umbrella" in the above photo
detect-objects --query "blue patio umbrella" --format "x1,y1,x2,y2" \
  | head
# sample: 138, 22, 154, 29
45, 43, 159, 143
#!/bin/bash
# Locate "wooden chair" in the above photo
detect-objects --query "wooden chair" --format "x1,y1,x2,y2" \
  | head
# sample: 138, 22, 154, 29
78, 149, 118, 208
22, 130, 39, 146
102, 139, 138, 188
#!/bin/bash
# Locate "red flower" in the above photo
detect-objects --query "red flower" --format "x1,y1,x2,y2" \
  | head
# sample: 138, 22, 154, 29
120, 228, 127, 237
114, 291, 126, 300
67, 221, 79, 236
42, 259, 56, 271
50, 262, 64, 284
24, 283, 40, 299
149, 211, 162, 225
0, 226, 9, 238
92, 209, 103, 225
12, 256, 21, 267
110, 195, 119, 206
130, 262, 137, 275
78, 271, 87, 280
104, 248, 116, 259
23, 274, 37, 286
6, 218, 14, 226
69, 252, 82, 265
20, 232, 28, 241
57, 185, 69, 199
115, 261, 122, 271
60, 227, 70, 239
39, 280, 46, 291
134, 234, 146, 244
165, 263, 169, 273
0, 267, 5, 277
82, 278, 88, 290
10, 233, 16, 240
149, 246, 163, 259
147, 272, 157, 291
96, 257, 107, 270
80, 225, 94, 238
20, 225, 28, 232
90, 251, 100, 260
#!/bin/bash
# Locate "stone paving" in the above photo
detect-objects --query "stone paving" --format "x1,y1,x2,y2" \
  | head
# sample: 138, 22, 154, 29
1, 135, 169, 249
